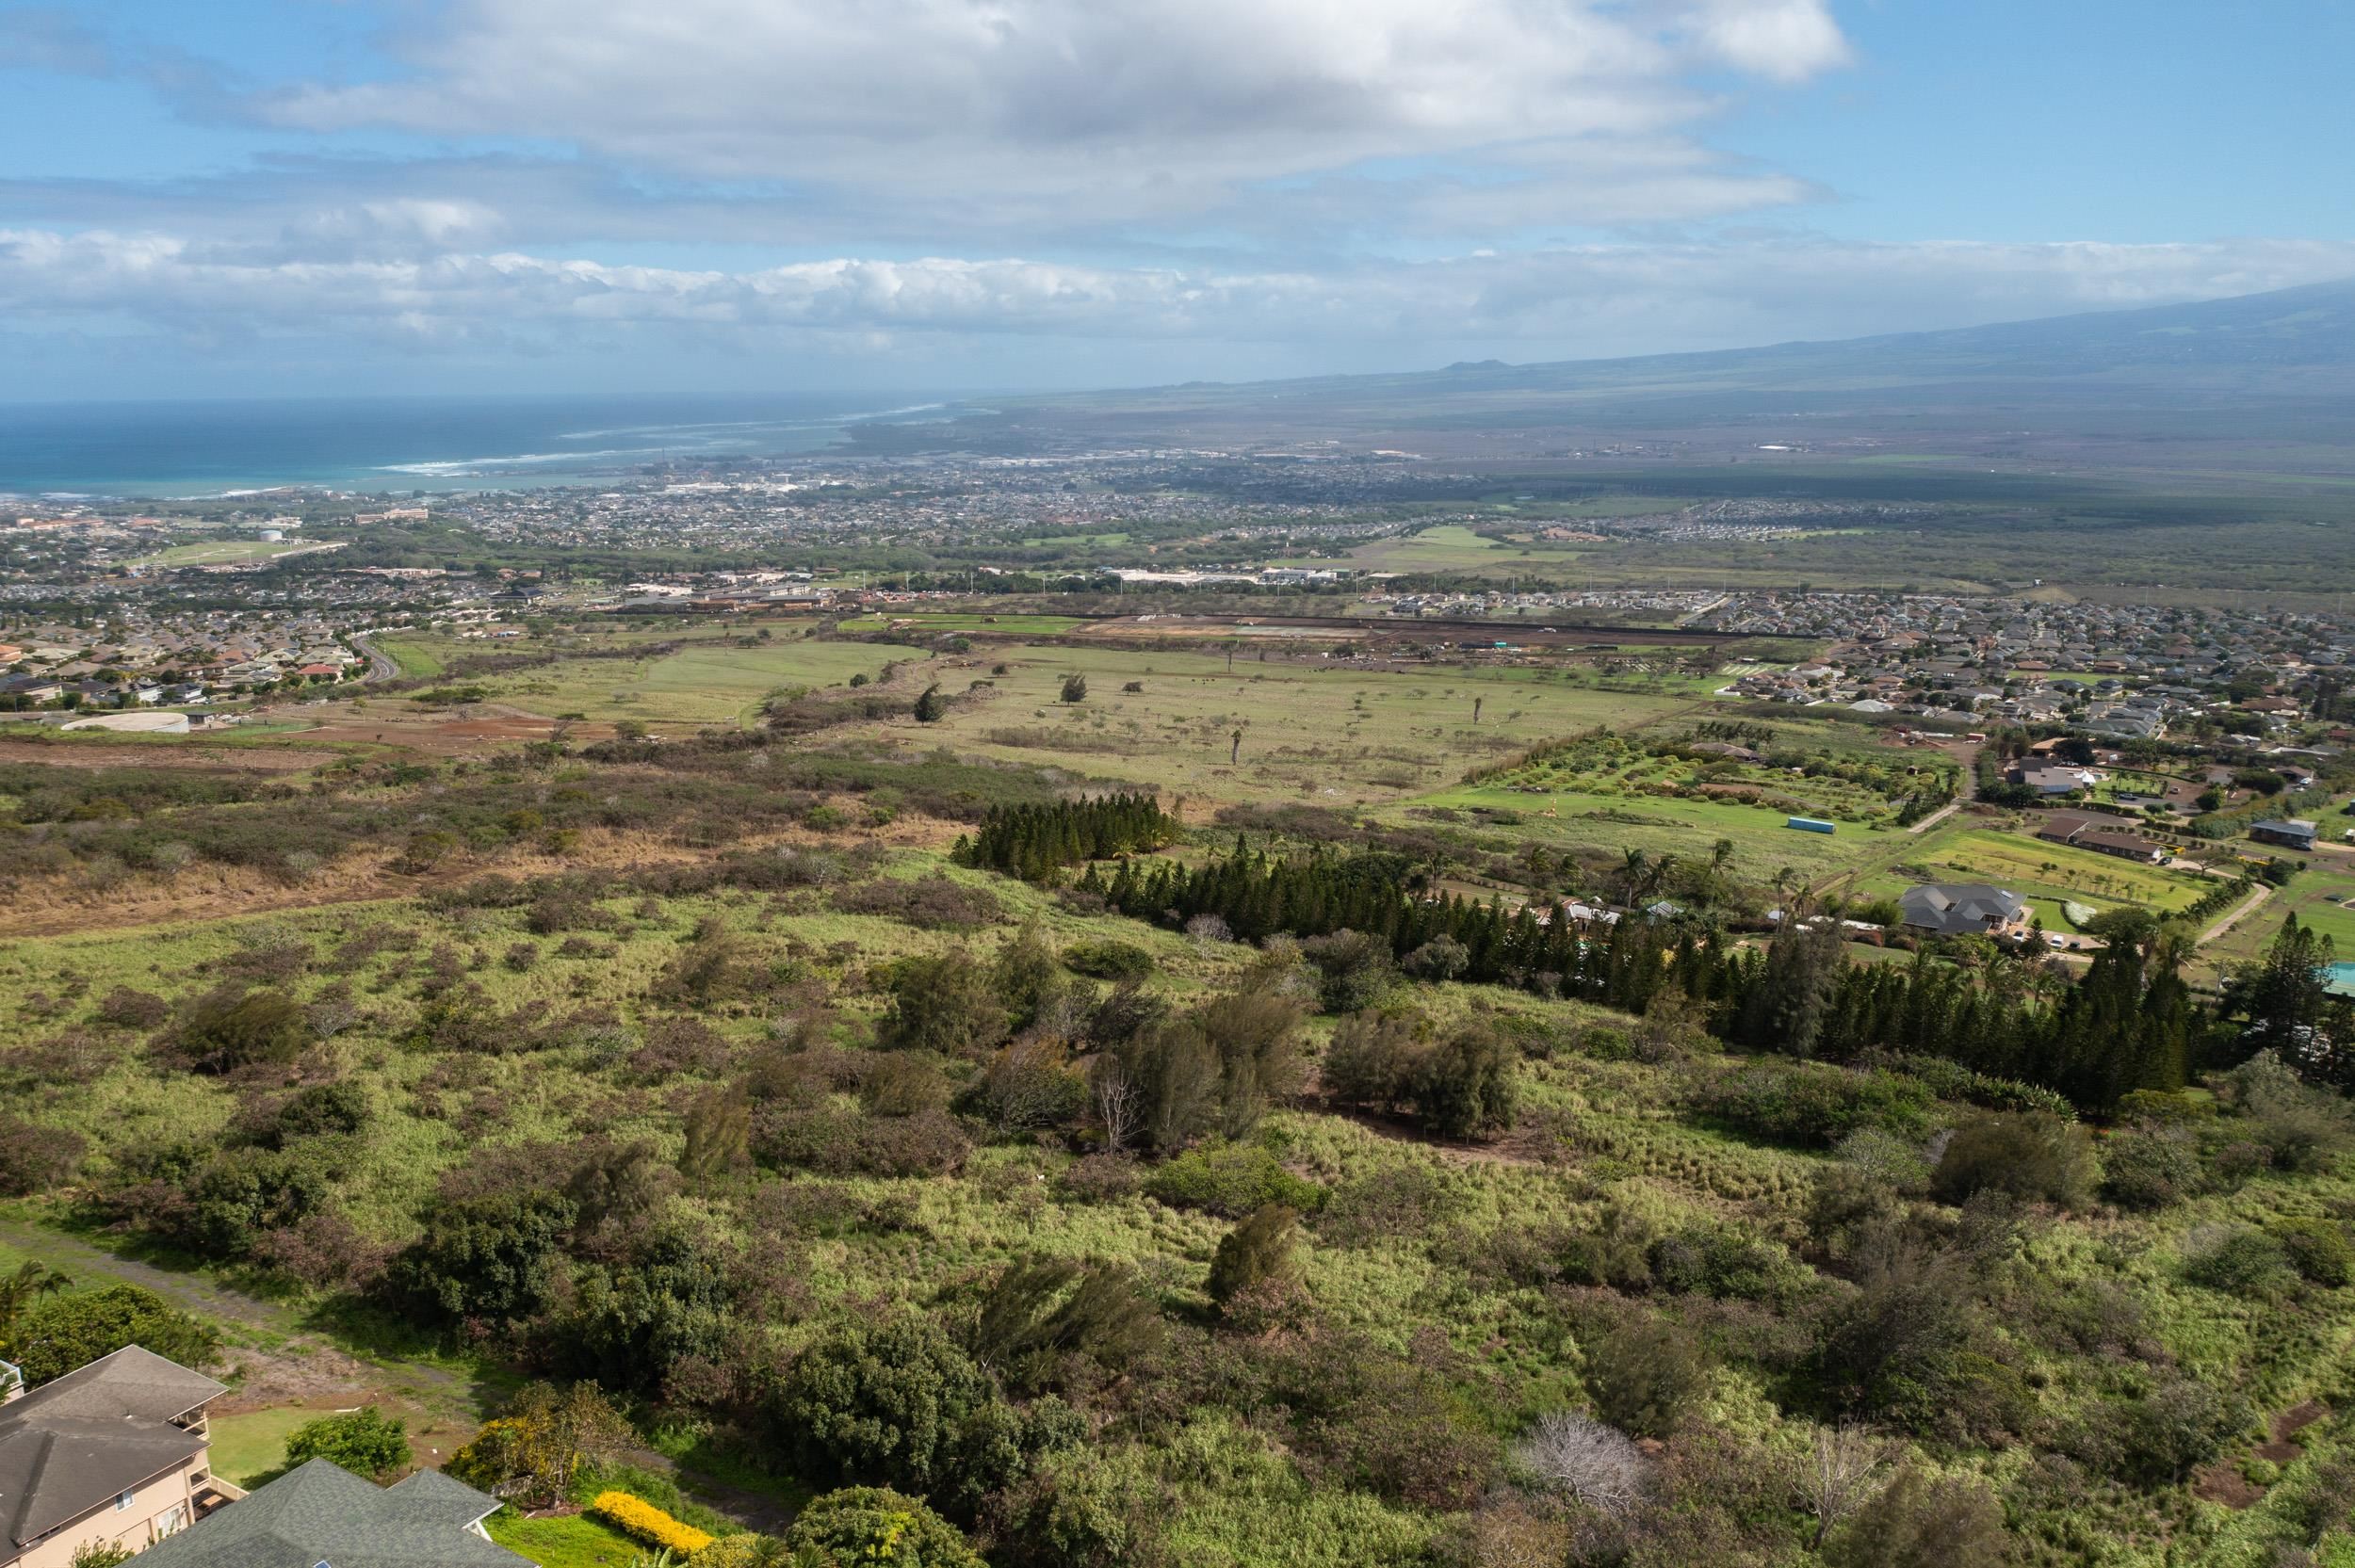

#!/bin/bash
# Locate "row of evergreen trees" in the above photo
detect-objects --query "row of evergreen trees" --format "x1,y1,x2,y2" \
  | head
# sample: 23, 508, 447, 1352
950, 793, 1182, 882
1078, 841, 2333, 1113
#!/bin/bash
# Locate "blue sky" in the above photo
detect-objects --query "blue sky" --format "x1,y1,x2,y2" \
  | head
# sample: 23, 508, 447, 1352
1, 0, 2347, 398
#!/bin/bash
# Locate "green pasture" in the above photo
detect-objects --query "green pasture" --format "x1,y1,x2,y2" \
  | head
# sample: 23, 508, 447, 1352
2206, 859, 2355, 967
138, 539, 321, 569
374, 636, 448, 680
1399, 784, 1876, 881
909, 643, 1706, 807
400, 633, 906, 727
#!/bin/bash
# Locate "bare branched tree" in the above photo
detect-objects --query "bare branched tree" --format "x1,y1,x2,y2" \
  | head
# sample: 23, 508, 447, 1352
1800, 1421, 1892, 1547
1513, 1413, 1649, 1520
1090, 1057, 1142, 1155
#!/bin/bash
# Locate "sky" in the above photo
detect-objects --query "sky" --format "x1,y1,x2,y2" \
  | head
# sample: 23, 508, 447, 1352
1, 0, 2350, 399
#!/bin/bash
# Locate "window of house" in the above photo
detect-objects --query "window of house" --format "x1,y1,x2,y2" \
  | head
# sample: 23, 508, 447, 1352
116, 1489, 136, 1511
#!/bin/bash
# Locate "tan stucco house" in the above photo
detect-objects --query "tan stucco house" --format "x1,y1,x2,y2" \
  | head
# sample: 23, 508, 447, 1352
0, 1346, 234, 1567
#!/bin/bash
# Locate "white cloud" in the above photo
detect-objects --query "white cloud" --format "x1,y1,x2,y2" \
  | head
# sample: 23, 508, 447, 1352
5, 226, 2348, 373
253, 0, 1850, 234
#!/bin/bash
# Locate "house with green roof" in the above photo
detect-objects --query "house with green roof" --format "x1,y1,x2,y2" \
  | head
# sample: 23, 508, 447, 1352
132, 1458, 525, 1568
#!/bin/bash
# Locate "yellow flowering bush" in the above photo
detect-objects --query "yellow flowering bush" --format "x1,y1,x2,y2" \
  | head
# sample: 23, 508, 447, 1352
589, 1490, 715, 1555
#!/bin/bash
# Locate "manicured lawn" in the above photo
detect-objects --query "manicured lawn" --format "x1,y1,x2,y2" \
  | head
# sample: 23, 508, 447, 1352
206, 1408, 312, 1488
486, 1511, 647, 1568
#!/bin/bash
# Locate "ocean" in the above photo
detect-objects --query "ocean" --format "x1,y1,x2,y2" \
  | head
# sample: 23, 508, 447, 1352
0, 392, 963, 498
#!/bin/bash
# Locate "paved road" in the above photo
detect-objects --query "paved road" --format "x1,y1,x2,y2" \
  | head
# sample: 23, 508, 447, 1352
350, 634, 401, 684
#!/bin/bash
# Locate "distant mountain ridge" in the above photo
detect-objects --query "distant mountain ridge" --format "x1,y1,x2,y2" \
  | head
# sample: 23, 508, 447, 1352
865, 279, 2355, 462
1186, 279, 2355, 403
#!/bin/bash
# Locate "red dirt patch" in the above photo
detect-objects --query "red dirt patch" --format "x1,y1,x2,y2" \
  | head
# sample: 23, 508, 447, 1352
2191, 1463, 2264, 1509
2276, 1399, 2329, 1441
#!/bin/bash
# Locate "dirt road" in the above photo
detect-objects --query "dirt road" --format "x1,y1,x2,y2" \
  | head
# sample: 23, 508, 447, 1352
2199, 883, 2274, 946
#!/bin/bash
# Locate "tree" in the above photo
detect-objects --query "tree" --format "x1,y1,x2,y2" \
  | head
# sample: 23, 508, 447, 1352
14, 1285, 220, 1384
914, 684, 948, 722
479, 1382, 631, 1504
1799, 1423, 1892, 1548
1059, 673, 1088, 703
2241, 913, 2333, 1053
284, 1406, 414, 1479
1736, 920, 1844, 1057
785, 1487, 983, 1568
1207, 1204, 1300, 1309
0, 1260, 70, 1363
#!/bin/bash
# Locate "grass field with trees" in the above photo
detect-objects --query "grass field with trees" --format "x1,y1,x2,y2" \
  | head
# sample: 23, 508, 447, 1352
0, 627, 2350, 1568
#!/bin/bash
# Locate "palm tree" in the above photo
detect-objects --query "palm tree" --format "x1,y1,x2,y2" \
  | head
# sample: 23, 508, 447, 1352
0, 1260, 70, 1364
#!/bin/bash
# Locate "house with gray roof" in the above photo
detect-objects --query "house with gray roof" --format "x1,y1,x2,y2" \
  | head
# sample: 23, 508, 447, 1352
0, 1345, 227, 1568
133, 1459, 524, 1568
1900, 883, 2029, 939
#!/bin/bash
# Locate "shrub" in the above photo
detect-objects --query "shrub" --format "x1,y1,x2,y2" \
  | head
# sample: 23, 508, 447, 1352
284, 1406, 413, 1479
174, 986, 308, 1073
1704, 1061, 1935, 1147
1144, 1142, 1321, 1218
591, 1490, 716, 1555
1586, 1317, 1712, 1439
1062, 939, 1155, 980
2182, 1224, 2293, 1293
1930, 1111, 2094, 1209
0, 1116, 84, 1196
2067, 1376, 2249, 1487
1324, 1013, 1519, 1139
2100, 1125, 2202, 1210
1060, 674, 1088, 703
879, 951, 1011, 1057
92, 987, 170, 1029
770, 1317, 1064, 1513
1208, 1204, 1301, 1309
2272, 1217, 2354, 1286
836, 875, 1004, 931
15, 1285, 220, 1384
1823, 1467, 2013, 1568
1512, 1412, 1648, 1520
786, 1486, 983, 1568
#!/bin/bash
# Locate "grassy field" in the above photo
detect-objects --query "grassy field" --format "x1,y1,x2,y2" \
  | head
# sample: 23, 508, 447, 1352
2208, 857, 2355, 966
138, 539, 330, 568
375, 635, 448, 680
908, 645, 1711, 808
388, 630, 908, 727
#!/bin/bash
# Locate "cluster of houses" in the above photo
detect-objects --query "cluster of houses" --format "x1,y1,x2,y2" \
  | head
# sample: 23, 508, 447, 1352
1709, 592, 2352, 742
0, 619, 362, 712
0, 1346, 524, 1568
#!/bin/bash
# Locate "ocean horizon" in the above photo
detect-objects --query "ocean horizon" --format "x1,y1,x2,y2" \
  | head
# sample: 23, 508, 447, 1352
0, 392, 964, 499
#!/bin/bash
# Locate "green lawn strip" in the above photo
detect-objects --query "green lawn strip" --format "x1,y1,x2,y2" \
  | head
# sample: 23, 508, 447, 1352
486, 1511, 647, 1568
